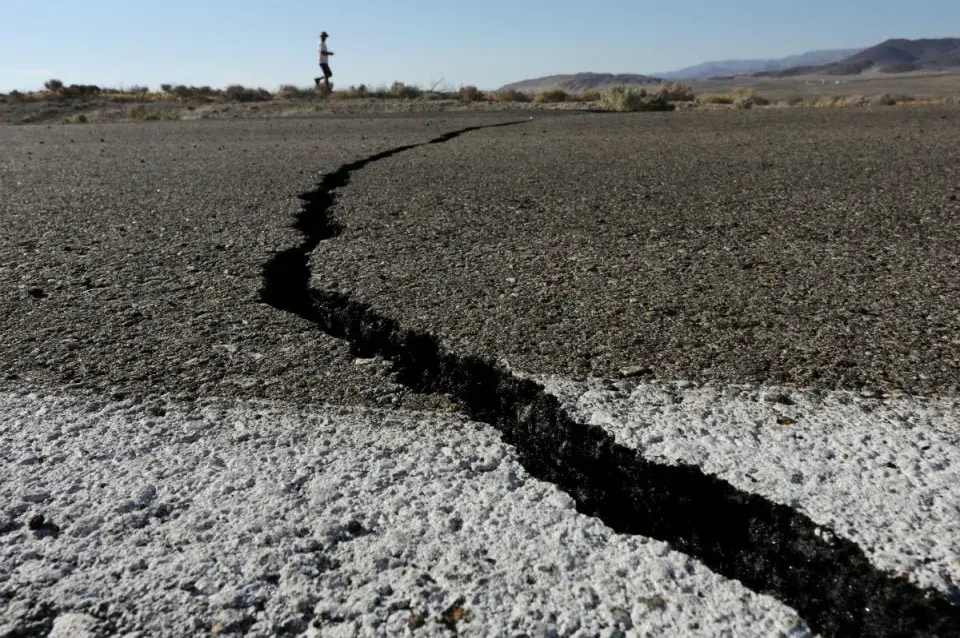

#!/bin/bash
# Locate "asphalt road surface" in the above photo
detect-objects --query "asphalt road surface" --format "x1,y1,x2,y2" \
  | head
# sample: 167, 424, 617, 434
2, 108, 959, 637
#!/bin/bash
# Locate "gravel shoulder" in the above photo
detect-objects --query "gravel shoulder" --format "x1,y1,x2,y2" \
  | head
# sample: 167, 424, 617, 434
313, 106, 960, 395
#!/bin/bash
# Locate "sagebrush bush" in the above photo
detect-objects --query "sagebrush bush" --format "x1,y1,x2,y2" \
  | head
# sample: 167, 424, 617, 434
601, 86, 675, 112
490, 89, 531, 103
458, 85, 483, 102
390, 81, 422, 99
44, 79, 64, 92
534, 88, 568, 104
659, 81, 696, 102
731, 88, 769, 108
811, 95, 848, 108
143, 109, 180, 121
277, 84, 312, 99
224, 84, 272, 102
126, 105, 146, 119
58, 84, 102, 98
699, 88, 768, 108
699, 93, 734, 105
873, 93, 897, 106
578, 89, 602, 102
165, 85, 220, 100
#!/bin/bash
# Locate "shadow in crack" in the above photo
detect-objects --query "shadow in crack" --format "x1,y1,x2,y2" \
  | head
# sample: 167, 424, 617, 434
260, 121, 960, 638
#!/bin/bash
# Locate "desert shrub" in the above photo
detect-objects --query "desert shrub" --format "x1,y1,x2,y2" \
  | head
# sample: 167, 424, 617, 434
143, 109, 180, 121
842, 95, 869, 107
873, 93, 897, 106
601, 85, 675, 112
731, 88, 769, 108
891, 93, 915, 103
224, 84, 272, 102
59, 84, 102, 98
9, 90, 24, 103
700, 88, 768, 108
659, 81, 696, 102
699, 93, 734, 105
165, 85, 219, 100
44, 79, 64, 92
65, 114, 88, 124
781, 94, 806, 107
126, 85, 149, 94
160, 83, 173, 93
126, 104, 146, 119
534, 88, 568, 103
575, 89, 602, 102
812, 95, 844, 108
277, 84, 311, 99
389, 81, 422, 99
458, 85, 483, 102
490, 89, 531, 103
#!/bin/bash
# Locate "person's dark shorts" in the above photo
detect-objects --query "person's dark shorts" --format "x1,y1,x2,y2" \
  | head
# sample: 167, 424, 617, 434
320, 63, 332, 77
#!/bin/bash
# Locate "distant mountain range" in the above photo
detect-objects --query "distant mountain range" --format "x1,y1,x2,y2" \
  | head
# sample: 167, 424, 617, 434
500, 38, 960, 91
752, 38, 960, 77
655, 48, 862, 80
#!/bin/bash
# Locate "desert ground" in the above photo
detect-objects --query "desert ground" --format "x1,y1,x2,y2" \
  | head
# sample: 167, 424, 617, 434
690, 69, 960, 101
1, 106, 959, 636
3, 70, 960, 126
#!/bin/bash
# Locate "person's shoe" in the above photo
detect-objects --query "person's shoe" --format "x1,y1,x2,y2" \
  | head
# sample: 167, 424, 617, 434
314, 77, 321, 89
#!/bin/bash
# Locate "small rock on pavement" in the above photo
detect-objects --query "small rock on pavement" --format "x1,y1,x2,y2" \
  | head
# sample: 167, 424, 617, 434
619, 365, 652, 378
49, 613, 100, 638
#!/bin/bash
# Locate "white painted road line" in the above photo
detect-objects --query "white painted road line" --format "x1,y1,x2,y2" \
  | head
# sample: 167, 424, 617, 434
0, 390, 811, 637
537, 375, 960, 599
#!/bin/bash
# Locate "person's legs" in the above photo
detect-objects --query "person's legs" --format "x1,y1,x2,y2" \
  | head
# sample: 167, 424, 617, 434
321, 63, 333, 86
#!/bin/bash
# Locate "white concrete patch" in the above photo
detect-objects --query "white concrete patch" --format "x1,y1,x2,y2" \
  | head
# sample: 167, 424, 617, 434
535, 375, 960, 598
0, 390, 810, 637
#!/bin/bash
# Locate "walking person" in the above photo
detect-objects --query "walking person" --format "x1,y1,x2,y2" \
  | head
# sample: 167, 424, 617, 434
314, 31, 334, 91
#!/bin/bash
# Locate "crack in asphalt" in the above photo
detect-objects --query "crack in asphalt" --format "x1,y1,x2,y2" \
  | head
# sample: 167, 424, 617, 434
259, 121, 960, 637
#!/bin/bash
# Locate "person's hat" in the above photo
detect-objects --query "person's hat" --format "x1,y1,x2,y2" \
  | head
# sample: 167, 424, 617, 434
320, 31, 329, 37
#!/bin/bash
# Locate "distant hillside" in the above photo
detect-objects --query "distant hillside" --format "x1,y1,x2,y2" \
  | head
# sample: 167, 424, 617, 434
657, 48, 861, 80
753, 38, 960, 77
499, 73, 662, 93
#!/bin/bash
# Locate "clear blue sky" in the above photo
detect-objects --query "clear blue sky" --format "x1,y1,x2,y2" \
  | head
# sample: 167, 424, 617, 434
2, 0, 958, 92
